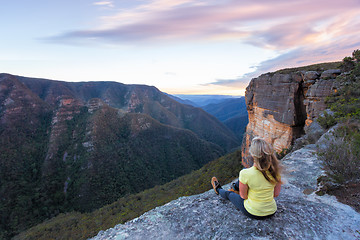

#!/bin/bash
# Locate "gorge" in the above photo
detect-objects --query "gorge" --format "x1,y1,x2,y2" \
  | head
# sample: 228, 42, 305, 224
0, 73, 240, 239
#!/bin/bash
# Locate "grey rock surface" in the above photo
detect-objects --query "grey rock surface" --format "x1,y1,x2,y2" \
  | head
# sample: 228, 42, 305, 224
242, 69, 339, 158
320, 69, 341, 79
90, 146, 360, 240
245, 72, 305, 126
304, 71, 320, 81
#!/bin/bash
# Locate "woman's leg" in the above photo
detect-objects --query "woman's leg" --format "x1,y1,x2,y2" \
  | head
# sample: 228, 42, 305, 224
218, 189, 245, 212
218, 188, 274, 219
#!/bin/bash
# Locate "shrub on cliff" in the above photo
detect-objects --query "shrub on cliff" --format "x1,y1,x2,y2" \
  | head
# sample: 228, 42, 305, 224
317, 122, 360, 184
341, 56, 354, 72
353, 49, 360, 62
317, 111, 337, 129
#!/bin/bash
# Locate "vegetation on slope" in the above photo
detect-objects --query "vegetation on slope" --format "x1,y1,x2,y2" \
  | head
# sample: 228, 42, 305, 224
0, 74, 239, 239
77, 107, 224, 212
0, 76, 54, 239
316, 50, 360, 185
14, 150, 242, 240
275, 61, 342, 74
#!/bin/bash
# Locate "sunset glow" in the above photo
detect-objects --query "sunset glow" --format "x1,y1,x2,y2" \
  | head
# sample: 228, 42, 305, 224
1, 0, 360, 95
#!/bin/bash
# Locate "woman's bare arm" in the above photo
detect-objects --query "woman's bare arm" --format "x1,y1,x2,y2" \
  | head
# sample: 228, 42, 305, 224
274, 182, 281, 197
239, 181, 248, 199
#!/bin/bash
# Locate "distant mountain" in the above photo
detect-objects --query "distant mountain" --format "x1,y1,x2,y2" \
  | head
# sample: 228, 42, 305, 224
165, 93, 196, 106
0, 73, 240, 239
201, 98, 248, 140
202, 97, 247, 122
170, 95, 249, 140
173, 94, 240, 107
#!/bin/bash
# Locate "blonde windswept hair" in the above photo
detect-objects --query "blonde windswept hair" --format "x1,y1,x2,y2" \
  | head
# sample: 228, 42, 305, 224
249, 137, 282, 184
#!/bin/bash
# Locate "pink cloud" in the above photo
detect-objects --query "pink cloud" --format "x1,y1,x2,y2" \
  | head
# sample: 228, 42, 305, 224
50, 0, 360, 45
48, 0, 360, 86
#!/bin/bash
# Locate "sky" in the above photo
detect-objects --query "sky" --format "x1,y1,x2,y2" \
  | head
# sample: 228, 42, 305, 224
1, 0, 360, 96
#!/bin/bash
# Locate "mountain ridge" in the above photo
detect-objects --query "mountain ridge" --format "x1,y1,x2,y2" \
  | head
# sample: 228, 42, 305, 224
0, 73, 240, 239
14, 74, 240, 151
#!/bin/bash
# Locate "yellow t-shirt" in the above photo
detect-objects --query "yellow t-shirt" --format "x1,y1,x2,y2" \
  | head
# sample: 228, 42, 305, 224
239, 166, 278, 216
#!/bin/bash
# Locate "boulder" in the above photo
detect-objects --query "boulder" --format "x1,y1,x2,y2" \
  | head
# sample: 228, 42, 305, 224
320, 69, 341, 79
304, 71, 320, 81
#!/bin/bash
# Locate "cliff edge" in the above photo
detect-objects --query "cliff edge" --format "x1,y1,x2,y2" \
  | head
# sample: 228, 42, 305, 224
90, 139, 360, 240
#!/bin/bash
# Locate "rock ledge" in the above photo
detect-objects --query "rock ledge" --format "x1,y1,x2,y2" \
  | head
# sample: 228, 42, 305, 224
90, 144, 360, 240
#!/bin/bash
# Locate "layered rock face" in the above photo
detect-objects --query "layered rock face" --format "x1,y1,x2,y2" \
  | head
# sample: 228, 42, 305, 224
242, 69, 340, 166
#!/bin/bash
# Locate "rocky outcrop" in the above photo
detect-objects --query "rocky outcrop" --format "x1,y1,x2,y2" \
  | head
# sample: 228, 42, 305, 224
90, 142, 360, 240
242, 68, 339, 166
43, 96, 84, 174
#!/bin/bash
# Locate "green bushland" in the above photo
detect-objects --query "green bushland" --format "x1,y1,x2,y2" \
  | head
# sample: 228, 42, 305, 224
76, 107, 224, 212
316, 50, 360, 185
14, 150, 242, 240
0, 108, 53, 240
317, 122, 360, 184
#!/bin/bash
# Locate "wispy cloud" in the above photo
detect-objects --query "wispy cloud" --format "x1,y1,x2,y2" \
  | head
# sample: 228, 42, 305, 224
49, 0, 360, 85
51, 0, 360, 47
207, 37, 360, 89
93, 1, 114, 8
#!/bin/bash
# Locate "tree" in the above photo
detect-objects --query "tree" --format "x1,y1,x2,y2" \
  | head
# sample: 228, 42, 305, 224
342, 56, 354, 72
352, 49, 360, 62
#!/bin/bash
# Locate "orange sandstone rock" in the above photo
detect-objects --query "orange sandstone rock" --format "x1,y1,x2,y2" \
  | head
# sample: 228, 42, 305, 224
241, 69, 339, 167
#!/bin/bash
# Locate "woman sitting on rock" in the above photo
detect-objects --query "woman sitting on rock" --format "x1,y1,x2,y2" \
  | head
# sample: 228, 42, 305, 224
211, 137, 282, 219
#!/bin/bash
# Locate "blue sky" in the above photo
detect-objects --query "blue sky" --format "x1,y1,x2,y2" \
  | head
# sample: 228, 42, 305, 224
1, 0, 360, 95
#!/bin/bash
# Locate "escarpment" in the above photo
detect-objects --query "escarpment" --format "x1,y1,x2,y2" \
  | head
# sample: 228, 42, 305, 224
241, 67, 340, 166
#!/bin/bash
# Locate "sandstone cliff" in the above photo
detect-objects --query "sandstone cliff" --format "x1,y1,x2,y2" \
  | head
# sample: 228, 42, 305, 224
241, 66, 340, 166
